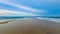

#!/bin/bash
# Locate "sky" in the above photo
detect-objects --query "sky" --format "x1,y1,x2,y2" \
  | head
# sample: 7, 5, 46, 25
0, 0, 60, 16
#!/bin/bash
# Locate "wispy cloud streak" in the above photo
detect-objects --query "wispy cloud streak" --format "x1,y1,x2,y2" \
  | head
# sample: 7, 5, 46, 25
0, 0, 47, 16
0, 9, 37, 16
0, 0, 42, 12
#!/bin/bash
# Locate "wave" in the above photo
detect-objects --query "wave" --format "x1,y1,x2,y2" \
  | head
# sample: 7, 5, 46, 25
37, 17, 60, 23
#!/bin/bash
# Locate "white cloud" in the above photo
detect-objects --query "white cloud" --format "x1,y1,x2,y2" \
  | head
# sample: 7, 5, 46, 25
0, 0, 47, 16
0, 9, 37, 16
0, 0, 42, 13
0, 0, 46, 13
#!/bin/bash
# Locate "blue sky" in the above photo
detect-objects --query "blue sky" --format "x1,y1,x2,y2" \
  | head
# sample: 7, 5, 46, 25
0, 0, 60, 16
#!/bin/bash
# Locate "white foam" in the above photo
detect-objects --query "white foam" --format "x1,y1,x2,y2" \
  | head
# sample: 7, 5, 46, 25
37, 17, 60, 23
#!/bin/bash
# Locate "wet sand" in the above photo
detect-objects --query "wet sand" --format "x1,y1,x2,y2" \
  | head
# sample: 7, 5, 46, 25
0, 18, 60, 34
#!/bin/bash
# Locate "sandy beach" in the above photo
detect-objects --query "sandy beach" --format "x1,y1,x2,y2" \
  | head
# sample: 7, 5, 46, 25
0, 18, 60, 34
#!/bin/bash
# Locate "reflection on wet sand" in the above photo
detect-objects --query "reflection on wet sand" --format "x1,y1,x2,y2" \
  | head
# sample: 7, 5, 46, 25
0, 18, 60, 34
0, 21, 10, 24
0, 20, 15, 24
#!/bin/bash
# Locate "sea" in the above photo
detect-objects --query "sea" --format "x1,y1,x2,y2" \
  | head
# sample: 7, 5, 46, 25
0, 17, 24, 22
0, 16, 60, 23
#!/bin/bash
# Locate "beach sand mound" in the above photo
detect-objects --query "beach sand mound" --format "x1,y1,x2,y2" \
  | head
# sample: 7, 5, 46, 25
0, 18, 60, 34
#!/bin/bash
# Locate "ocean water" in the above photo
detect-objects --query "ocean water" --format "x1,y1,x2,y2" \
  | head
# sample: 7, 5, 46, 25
37, 17, 60, 23
0, 16, 60, 23
0, 17, 23, 22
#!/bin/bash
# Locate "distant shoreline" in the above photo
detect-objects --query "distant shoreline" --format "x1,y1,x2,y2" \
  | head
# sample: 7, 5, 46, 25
0, 18, 60, 24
